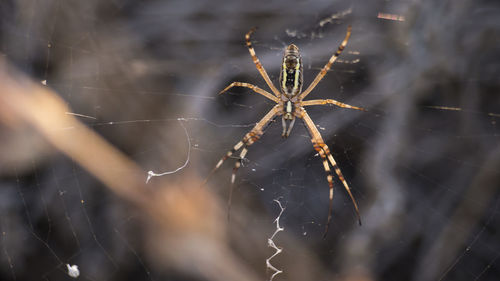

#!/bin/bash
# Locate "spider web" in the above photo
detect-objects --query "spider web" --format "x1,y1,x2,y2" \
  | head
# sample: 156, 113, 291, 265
1, 0, 500, 281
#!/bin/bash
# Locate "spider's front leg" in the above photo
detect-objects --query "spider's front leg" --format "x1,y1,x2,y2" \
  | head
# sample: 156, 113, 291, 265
299, 108, 361, 237
204, 105, 281, 216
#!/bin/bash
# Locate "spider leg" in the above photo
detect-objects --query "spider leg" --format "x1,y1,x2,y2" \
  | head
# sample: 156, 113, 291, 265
301, 99, 366, 111
227, 144, 249, 219
325, 146, 361, 225
297, 26, 352, 100
219, 82, 279, 102
204, 105, 281, 214
203, 141, 244, 186
245, 28, 282, 97
299, 108, 361, 237
314, 142, 337, 238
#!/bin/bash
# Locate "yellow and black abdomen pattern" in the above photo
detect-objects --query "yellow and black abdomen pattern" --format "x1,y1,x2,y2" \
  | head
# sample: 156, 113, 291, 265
280, 44, 303, 97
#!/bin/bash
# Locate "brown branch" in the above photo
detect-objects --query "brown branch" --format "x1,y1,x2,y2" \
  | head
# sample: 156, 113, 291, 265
0, 57, 261, 281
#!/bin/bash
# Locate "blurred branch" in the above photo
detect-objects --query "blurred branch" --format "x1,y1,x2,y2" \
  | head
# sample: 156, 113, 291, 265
0, 57, 261, 281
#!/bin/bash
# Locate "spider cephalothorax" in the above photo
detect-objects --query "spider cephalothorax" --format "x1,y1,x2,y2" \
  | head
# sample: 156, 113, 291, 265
207, 26, 366, 237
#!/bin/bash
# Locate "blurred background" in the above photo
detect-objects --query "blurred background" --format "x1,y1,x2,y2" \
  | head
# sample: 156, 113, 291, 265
1, 0, 500, 280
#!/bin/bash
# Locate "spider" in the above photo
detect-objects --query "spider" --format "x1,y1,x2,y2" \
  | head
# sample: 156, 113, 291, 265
206, 25, 365, 236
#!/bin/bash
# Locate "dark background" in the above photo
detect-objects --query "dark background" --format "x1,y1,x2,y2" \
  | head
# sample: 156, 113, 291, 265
1, 0, 500, 280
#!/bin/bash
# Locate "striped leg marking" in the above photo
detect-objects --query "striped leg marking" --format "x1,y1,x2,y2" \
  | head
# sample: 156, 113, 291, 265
313, 142, 336, 238
301, 99, 366, 112
324, 146, 361, 225
300, 108, 361, 237
321, 143, 362, 225
219, 82, 279, 103
203, 141, 244, 186
227, 136, 254, 219
204, 106, 280, 219
298, 25, 352, 100
245, 28, 282, 97
204, 105, 279, 186
230, 131, 260, 185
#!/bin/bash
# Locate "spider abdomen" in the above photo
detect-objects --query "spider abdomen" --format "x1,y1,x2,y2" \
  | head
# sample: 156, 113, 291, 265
280, 44, 303, 97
